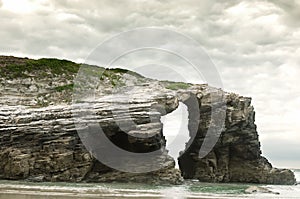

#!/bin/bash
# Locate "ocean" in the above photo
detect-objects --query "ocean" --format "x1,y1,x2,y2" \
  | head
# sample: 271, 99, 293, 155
0, 170, 299, 199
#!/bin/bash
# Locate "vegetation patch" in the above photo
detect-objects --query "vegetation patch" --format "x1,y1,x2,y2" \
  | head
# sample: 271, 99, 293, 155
102, 70, 124, 87
54, 84, 74, 92
107, 68, 144, 78
0, 58, 80, 78
164, 81, 191, 90
0, 57, 144, 83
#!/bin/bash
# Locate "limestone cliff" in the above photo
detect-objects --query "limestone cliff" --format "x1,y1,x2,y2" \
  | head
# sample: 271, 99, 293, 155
0, 56, 296, 185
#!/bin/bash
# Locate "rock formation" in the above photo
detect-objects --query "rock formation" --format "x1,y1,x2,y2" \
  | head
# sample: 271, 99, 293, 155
244, 186, 280, 195
0, 56, 296, 185
178, 93, 296, 184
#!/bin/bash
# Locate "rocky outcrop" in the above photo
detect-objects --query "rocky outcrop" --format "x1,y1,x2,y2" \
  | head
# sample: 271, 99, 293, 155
0, 56, 296, 185
244, 186, 280, 195
178, 93, 296, 185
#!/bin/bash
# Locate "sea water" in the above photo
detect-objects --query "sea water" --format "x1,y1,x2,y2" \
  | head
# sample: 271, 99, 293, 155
0, 170, 298, 199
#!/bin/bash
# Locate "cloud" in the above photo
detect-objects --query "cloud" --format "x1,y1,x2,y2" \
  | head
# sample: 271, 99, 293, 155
267, 0, 300, 27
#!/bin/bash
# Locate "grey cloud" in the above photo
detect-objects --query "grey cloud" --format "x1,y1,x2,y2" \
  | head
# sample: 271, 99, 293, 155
0, 6, 101, 60
0, 0, 243, 60
268, 0, 300, 27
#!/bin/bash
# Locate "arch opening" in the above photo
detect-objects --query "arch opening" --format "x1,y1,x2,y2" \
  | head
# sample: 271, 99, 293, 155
161, 102, 190, 168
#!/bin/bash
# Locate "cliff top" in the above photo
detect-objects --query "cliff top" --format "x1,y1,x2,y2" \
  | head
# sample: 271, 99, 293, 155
0, 55, 194, 107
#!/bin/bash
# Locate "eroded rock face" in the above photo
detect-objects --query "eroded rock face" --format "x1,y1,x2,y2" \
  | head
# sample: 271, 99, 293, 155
178, 92, 296, 185
0, 56, 296, 185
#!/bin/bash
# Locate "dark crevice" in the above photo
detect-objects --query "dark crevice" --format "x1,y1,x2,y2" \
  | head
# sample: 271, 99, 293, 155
177, 94, 201, 179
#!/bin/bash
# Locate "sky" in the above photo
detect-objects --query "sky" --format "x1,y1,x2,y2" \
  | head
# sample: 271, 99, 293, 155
0, 0, 299, 168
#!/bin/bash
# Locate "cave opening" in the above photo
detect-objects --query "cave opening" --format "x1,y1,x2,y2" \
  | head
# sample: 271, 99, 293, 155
161, 102, 190, 168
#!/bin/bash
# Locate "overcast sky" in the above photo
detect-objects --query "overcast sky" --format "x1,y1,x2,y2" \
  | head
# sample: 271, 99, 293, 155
0, 0, 299, 168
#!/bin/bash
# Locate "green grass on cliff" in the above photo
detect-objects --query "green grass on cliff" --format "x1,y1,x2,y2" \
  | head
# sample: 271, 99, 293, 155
54, 84, 74, 92
107, 68, 144, 78
0, 58, 80, 78
0, 57, 143, 84
0, 56, 189, 91
163, 81, 191, 90
80, 66, 144, 88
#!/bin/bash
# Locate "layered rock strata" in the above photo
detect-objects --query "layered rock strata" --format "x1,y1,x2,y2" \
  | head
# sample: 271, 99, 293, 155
0, 56, 296, 185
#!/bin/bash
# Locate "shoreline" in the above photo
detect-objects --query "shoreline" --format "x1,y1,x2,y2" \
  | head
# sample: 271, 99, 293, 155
0, 179, 299, 199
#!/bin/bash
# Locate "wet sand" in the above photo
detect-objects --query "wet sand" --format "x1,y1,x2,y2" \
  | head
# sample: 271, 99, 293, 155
0, 180, 299, 199
0, 188, 243, 199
